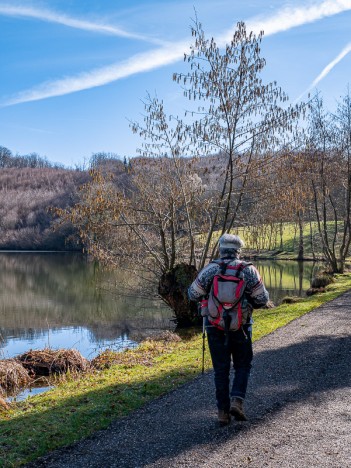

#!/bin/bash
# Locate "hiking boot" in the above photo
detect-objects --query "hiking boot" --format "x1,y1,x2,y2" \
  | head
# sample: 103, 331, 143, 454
218, 410, 231, 426
230, 398, 248, 421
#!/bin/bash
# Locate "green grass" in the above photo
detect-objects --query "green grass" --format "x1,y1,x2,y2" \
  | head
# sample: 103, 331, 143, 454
198, 222, 325, 259
235, 221, 351, 260
235, 222, 316, 257
1, 273, 351, 467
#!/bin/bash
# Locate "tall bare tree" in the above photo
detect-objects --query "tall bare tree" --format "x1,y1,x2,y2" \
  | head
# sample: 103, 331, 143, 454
307, 91, 351, 272
174, 20, 300, 269
59, 20, 301, 326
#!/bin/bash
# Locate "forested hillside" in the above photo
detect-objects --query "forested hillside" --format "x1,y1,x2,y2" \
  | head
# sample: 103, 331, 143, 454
0, 146, 232, 251
0, 146, 90, 250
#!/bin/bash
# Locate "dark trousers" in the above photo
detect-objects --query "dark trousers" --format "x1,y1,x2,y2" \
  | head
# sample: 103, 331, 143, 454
207, 325, 253, 412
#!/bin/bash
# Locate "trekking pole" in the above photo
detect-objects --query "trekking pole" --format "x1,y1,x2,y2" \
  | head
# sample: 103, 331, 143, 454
198, 301, 206, 374
202, 314, 206, 375
198, 302, 206, 375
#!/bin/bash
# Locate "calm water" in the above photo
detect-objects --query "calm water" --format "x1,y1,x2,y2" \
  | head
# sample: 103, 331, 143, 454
0, 253, 171, 360
0, 253, 321, 360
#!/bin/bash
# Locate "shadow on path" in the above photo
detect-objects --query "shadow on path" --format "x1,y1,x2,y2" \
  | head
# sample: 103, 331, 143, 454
27, 301, 351, 467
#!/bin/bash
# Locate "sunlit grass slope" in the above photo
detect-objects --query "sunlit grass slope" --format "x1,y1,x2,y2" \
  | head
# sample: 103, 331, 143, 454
236, 222, 319, 258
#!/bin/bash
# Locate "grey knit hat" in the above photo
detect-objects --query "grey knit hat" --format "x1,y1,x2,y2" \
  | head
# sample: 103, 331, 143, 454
219, 233, 244, 251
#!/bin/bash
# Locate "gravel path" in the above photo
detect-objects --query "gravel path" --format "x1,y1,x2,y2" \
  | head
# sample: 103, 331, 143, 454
27, 292, 351, 468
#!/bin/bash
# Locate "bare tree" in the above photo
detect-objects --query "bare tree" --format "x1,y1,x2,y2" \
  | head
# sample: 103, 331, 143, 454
59, 20, 301, 326
174, 20, 300, 269
307, 91, 351, 272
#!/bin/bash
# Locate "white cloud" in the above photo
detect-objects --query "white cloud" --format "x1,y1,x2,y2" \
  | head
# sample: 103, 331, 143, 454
295, 42, 351, 102
3, 0, 351, 106
0, 3, 161, 43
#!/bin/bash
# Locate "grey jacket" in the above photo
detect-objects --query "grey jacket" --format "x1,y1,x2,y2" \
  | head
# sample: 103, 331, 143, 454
188, 256, 269, 311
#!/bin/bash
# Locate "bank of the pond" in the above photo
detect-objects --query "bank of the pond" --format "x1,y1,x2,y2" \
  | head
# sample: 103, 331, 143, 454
1, 273, 351, 467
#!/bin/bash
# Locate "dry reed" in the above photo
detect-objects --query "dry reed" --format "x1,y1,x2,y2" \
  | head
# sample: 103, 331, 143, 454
148, 330, 181, 342
17, 348, 89, 376
0, 359, 32, 393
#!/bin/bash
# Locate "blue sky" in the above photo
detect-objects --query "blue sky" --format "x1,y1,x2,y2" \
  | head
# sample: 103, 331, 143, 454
1, 0, 351, 167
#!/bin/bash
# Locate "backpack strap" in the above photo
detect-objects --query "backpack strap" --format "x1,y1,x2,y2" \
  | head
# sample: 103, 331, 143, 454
209, 259, 228, 274
212, 259, 252, 276
219, 261, 228, 274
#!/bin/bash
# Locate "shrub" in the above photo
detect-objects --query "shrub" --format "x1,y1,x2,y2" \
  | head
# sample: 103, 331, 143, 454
306, 287, 326, 296
311, 274, 334, 288
281, 296, 301, 304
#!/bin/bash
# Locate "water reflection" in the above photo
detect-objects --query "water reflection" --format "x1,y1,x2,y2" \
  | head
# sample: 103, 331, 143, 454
7, 385, 54, 403
2, 328, 136, 360
254, 259, 320, 304
0, 252, 171, 359
0, 253, 321, 359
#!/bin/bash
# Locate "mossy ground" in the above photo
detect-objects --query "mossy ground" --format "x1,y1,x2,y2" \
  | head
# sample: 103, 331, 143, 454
1, 273, 351, 467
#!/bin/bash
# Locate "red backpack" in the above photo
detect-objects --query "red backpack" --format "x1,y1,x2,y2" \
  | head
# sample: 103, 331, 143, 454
201, 260, 251, 331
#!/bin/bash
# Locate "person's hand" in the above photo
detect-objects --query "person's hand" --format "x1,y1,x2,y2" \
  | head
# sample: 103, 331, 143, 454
263, 300, 275, 309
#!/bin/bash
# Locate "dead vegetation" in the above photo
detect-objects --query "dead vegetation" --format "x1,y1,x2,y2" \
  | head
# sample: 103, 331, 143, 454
281, 296, 302, 304
91, 343, 165, 370
0, 349, 89, 404
146, 330, 181, 343
0, 333, 181, 407
306, 287, 326, 296
17, 348, 89, 376
91, 332, 181, 370
0, 358, 33, 393
0, 394, 9, 410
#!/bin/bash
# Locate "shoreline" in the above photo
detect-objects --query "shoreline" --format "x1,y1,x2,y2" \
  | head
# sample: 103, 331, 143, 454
0, 248, 326, 261
1, 272, 351, 466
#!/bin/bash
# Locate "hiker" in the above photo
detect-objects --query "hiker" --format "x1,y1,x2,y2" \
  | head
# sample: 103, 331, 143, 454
188, 233, 270, 425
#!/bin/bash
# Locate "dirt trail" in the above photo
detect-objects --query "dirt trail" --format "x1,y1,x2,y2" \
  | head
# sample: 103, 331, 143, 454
27, 292, 351, 467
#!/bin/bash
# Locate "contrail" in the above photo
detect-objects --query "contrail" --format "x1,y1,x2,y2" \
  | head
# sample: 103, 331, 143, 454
3, 42, 189, 106
0, 3, 162, 43
3, 0, 351, 106
295, 42, 351, 102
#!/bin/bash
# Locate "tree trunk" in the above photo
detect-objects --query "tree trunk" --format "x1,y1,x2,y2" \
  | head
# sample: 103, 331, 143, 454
337, 260, 345, 274
308, 209, 316, 261
158, 263, 199, 327
280, 221, 283, 250
297, 211, 304, 260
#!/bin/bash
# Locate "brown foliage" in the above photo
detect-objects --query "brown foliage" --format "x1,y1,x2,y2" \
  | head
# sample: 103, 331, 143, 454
306, 287, 326, 296
0, 167, 89, 250
17, 348, 89, 376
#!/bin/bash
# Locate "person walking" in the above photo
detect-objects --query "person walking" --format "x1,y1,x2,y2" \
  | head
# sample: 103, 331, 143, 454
188, 233, 270, 425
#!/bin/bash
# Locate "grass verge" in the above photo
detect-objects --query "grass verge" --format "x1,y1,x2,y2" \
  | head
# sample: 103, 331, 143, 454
1, 273, 351, 467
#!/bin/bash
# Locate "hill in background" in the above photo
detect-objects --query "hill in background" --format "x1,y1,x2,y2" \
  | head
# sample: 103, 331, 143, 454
0, 145, 93, 250
0, 166, 89, 250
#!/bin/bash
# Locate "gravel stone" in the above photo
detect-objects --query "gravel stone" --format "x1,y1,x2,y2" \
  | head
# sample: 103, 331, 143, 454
26, 291, 351, 467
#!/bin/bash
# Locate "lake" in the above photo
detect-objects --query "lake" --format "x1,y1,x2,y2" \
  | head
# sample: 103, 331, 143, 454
0, 253, 321, 360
